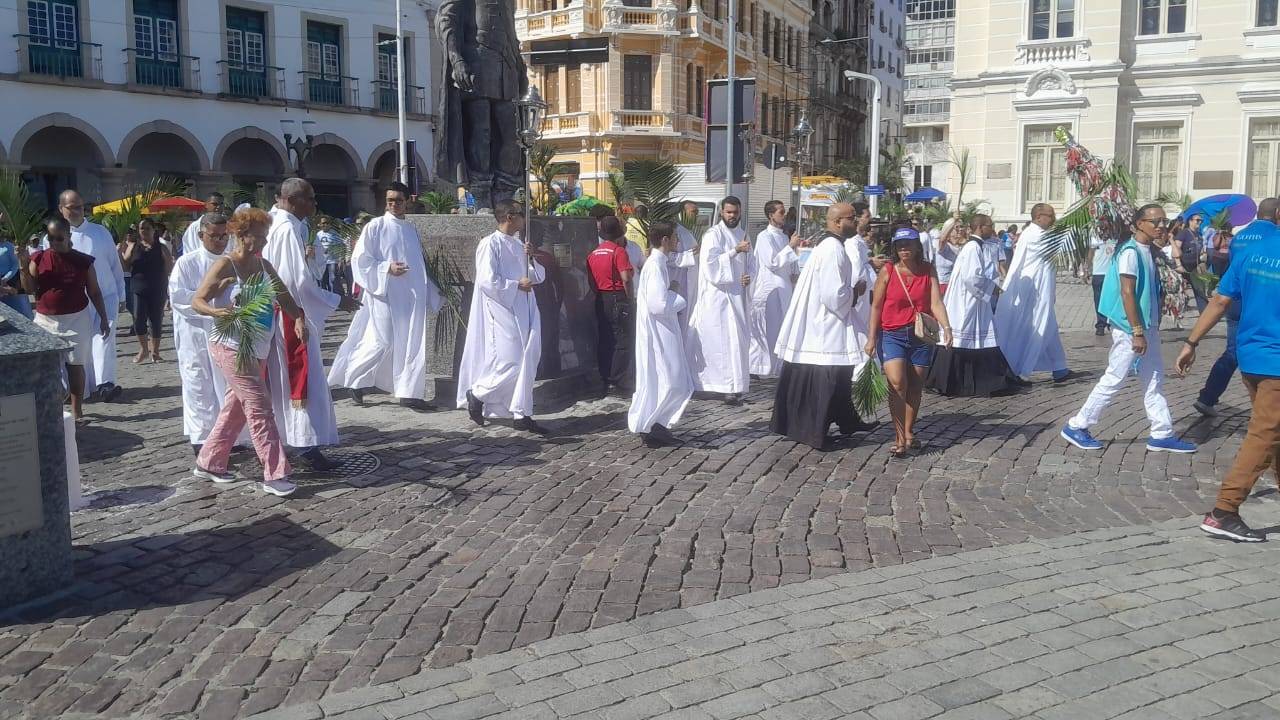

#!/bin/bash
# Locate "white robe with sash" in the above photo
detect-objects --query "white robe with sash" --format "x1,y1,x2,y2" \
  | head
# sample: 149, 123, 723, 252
328, 213, 442, 400
628, 249, 692, 433
263, 209, 341, 448
686, 222, 750, 394
775, 235, 864, 367
168, 247, 230, 443
995, 223, 1068, 376
455, 230, 546, 418
945, 239, 1000, 350
748, 224, 798, 377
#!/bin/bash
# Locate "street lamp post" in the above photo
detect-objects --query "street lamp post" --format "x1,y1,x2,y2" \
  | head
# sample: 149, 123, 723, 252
844, 69, 882, 217
516, 85, 548, 257
790, 110, 814, 229
281, 118, 317, 178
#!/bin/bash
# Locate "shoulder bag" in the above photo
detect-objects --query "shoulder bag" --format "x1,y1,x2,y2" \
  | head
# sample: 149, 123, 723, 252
893, 264, 941, 345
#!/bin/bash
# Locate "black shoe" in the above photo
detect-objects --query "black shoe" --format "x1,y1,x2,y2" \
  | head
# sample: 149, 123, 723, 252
350, 388, 364, 406
1052, 371, 1076, 384
640, 433, 667, 448
842, 419, 880, 434
1201, 509, 1266, 543
652, 424, 677, 441
1095, 327, 1107, 336
597, 382, 610, 400
192, 444, 202, 457
399, 398, 435, 413
1008, 375, 1032, 387
723, 394, 743, 406
105, 384, 124, 402
299, 448, 338, 472
513, 416, 548, 435
465, 390, 485, 427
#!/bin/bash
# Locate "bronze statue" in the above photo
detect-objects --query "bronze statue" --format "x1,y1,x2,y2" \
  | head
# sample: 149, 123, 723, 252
436, 0, 527, 210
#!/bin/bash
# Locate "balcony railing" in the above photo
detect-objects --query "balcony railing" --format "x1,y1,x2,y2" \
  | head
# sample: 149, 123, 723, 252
541, 111, 593, 136
1015, 37, 1092, 65
610, 109, 674, 132
602, 1, 680, 34
300, 71, 359, 108
675, 114, 705, 139
372, 81, 427, 115
124, 48, 200, 91
13, 34, 102, 82
517, 5, 590, 38
217, 60, 285, 100
904, 111, 950, 125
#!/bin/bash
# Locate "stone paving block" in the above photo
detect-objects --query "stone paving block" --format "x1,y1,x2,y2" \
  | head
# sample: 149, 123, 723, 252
1193, 675, 1272, 709
756, 696, 846, 720
701, 688, 772, 719
318, 684, 404, 715
867, 694, 945, 720
659, 677, 737, 709
422, 693, 508, 720
821, 678, 904, 713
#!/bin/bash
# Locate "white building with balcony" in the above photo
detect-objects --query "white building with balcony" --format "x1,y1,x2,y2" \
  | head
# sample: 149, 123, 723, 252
0, 0, 438, 216
903, 0, 954, 192
949, 0, 1280, 224
868, 0, 906, 154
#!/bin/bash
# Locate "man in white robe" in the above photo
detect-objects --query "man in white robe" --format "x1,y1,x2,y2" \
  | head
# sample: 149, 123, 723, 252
748, 201, 801, 377
263, 179, 359, 471
671, 200, 702, 330
329, 182, 443, 411
770, 203, 877, 449
456, 200, 549, 434
168, 213, 235, 454
843, 203, 880, 378
628, 222, 693, 447
686, 196, 752, 405
995, 203, 1071, 381
181, 192, 228, 255
51, 190, 126, 399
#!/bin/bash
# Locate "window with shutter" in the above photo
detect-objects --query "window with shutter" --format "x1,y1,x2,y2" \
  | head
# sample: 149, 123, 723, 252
623, 55, 653, 110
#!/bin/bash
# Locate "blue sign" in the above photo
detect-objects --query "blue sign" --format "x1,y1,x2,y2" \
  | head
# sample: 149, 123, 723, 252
864, 185, 886, 196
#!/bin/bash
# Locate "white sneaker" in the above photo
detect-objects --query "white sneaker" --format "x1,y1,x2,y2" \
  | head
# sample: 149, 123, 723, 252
260, 478, 297, 497
193, 466, 237, 483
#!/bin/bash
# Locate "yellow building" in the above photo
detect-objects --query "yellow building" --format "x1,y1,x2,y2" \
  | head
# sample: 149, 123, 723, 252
516, 0, 814, 201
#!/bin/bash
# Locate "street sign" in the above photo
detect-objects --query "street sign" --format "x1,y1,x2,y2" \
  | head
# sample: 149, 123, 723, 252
864, 185, 886, 196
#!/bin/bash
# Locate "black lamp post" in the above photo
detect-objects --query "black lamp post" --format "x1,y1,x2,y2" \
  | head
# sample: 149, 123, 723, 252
281, 119, 317, 178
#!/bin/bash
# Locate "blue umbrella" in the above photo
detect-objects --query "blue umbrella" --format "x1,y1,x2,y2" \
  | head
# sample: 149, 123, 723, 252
905, 187, 947, 202
1178, 194, 1257, 227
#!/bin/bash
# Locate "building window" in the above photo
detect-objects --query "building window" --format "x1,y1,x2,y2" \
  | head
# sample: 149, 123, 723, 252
906, 75, 949, 91
225, 6, 268, 97
543, 66, 560, 114
906, 0, 955, 21
1029, 0, 1075, 40
905, 23, 955, 49
565, 64, 581, 113
906, 48, 953, 66
1024, 126, 1069, 207
904, 99, 950, 116
914, 165, 932, 190
1133, 124, 1182, 200
305, 21, 343, 105
761, 12, 771, 56
1139, 0, 1187, 35
760, 92, 769, 135
1259, 0, 1278, 26
696, 66, 704, 117
1247, 119, 1280, 196
623, 55, 653, 110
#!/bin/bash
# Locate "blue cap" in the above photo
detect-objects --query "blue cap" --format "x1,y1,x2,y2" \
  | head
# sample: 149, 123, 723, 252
893, 228, 920, 241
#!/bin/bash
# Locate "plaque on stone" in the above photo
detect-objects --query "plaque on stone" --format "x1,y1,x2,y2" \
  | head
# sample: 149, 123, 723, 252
0, 393, 43, 537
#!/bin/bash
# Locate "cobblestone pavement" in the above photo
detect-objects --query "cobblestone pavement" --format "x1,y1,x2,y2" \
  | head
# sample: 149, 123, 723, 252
0, 278, 1263, 718
252, 505, 1280, 720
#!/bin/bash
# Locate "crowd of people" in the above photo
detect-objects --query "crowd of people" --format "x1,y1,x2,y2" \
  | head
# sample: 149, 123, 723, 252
2, 180, 1276, 542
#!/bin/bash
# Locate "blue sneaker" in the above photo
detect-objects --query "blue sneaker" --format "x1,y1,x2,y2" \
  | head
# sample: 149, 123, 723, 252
1061, 425, 1103, 450
1147, 436, 1197, 454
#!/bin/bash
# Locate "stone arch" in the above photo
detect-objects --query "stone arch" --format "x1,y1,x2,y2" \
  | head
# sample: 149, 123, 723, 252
211, 126, 289, 173
1024, 67, 1077, 97
11, 112, 115, 167
118, 120, 210, 171
309, 133, 362, 178
363, 140, 429, 180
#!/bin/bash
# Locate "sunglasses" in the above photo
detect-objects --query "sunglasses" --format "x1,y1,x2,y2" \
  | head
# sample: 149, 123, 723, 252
1140, 217, 1170, 228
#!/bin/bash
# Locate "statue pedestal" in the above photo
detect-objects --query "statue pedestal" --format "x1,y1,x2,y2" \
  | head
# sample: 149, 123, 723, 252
0, 305, 74, 607
407, 214, 603, 406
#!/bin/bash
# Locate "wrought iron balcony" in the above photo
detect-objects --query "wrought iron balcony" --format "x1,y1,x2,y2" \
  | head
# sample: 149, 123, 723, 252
299, 71, 359, 108
372, 81, 427, 115
13, 34, 102, 82
124, 48, 200, 91
217, 60, 286, 100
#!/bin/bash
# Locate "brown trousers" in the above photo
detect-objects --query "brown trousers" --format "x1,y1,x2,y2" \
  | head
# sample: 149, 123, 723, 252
1215, 375, 1280, 513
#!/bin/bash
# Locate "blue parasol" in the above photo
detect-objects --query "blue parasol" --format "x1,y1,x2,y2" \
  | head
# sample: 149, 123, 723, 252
905, 187, 947, 202
1178, 194, 1257, 228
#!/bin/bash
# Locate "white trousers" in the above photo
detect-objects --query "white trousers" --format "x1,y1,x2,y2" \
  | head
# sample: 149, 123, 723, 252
1069, 328, 1173, 439
85, 296, 119, 388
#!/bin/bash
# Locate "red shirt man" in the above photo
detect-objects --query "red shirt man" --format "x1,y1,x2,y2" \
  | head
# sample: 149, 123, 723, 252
588, 224, 634, 294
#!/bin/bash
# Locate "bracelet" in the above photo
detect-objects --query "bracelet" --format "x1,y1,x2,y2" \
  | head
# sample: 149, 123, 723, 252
1185, 338, 1199, 348
1132, 329, 1145, 337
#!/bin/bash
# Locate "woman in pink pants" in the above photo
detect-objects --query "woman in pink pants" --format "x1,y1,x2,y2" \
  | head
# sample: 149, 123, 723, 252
191, 208, 308, 497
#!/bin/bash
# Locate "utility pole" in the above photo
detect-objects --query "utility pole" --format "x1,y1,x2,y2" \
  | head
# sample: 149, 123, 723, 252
725, 0, 736, 202
845, 70, 881, 217
396, 0, 409, 185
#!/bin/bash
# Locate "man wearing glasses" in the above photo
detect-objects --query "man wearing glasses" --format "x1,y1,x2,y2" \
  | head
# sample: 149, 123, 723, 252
1062, 204, 1196, 454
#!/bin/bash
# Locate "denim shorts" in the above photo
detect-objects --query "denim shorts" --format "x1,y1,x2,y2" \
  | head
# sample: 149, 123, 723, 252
879, 326, 934, 367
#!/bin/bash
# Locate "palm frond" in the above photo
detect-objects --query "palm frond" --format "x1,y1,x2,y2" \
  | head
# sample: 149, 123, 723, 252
210, 271, 278, 374
852, 362, 888, 418
623, 160, 684, 235
1207, 208, 1233, 232
1036, 199, 1093, 265
422, 247, 468, 353
947, 146, 975, 210
607, 169, 630, 209
1154, 189, 1194, 212
0, 170, 47, 248
92, 175, 188, 239
1194, 271, 1221, 296
420, 191, 458, 214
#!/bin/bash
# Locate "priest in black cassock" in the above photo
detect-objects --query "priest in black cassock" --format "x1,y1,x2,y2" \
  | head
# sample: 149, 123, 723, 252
770, 203, 879, 449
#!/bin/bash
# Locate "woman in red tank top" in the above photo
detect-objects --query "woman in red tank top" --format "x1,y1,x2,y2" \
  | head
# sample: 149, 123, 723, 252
866, 229, 952, 457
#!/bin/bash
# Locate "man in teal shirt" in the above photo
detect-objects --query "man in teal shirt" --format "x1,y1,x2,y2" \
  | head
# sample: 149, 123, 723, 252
1062, 204, 1196, 454
1180, 205, 1280, 542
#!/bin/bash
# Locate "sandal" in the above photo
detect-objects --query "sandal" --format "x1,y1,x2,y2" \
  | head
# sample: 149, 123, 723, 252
888, 444, 908, 458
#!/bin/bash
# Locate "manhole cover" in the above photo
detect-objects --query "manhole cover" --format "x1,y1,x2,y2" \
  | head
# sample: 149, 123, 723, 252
234, 449, 381, 487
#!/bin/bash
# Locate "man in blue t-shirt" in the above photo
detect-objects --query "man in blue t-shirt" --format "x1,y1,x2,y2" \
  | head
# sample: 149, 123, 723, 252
1178, 203, 1280, 542
1193, 199, 1280, 416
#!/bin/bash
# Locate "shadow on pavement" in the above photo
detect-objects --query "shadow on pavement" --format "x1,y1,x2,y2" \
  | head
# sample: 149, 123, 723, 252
3, 515, 340, 625
74, 424, 145, 463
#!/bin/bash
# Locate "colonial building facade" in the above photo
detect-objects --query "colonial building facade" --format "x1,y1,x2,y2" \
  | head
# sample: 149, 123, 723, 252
950, 0, 1280, 224
0, 0, 438, 216
904, 0, 953, 192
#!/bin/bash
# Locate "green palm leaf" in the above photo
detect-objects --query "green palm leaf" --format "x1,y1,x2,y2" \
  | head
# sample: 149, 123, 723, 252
210, 271, 279, 374
623, 159, 684, 236
91, 175, 188, 239
0, 170, 46, 248
1036, 199, 1094, 265
852, 362, 888, 418
422, 247, 468, 353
